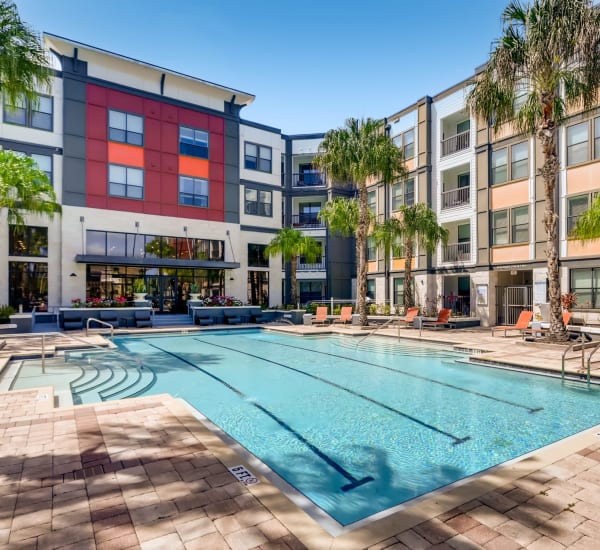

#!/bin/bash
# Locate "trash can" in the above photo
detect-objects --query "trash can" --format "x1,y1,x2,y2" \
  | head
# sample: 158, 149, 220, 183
303, 314, 313, 326
413, 316, 423, 329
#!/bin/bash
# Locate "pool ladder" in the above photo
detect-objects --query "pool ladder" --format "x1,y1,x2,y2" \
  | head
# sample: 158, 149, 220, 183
561, 334, 600, 386
356, 316, 402, 346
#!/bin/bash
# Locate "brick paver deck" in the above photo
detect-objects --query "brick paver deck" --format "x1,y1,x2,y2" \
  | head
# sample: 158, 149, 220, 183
1, 326, 600, 549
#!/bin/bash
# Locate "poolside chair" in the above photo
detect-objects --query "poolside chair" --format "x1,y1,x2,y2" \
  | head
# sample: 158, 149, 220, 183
134, 310, 153, 328
397, 306, 419, 328
522, 311, 572, 339
224, 310, 242, 325
332, 306, 353, 325
313, 306, 330, 325
421, 308, 452, 330
491, 310, 533, 337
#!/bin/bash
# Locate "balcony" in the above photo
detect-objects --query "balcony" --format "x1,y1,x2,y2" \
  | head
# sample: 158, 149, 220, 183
441, 187, 470, 210
443, 242, 471, 263
441, 130, 470, 157
292, 213, 325, 228
292, 171, 325, 187
297, 258, 326, 271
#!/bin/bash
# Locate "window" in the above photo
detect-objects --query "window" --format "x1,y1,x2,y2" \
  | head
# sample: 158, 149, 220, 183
367, 236, 376, 261
570, 268, 600, 309
367, 279, 376, 300
180, 126, 209, 159
108, 109, 143, 146
567, 193, 597, 232
392, 178, 415, 210
30, 153, 52, 185
245, 188, 272, 216
491, 148, 507, 185
9, 261, 48, 312
3, 94, 52, 130
244, 142, 272, 172
9, 225, 48, 257
393, 277, 405, 307
248, 244, 269, 268
511, 142, 528, 180
492, 206, 529, 245
248, 271, 269, 305
391, 236, 404, 259
298, 202, 321, 225
108, 165, 144, 199
179, 175, 208, 207
514, 80, 528, 110
595, 117, 600, 159
368, 190, 377, 214
567, 122, 588, 166
393, 129, 415, 158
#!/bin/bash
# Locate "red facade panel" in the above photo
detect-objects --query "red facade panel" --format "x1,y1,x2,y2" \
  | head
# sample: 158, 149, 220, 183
85, 83, 227, 222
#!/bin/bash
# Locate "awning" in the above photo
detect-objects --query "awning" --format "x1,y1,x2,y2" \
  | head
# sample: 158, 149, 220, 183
75, 255, 240, 270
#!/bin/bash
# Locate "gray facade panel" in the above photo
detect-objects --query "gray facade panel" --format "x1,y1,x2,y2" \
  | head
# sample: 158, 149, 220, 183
62, 157, 86, 195
224, 119, 240, 224
62, 190, 86, 207
63, 134, 86, 159
63, 99, 87, 137
63, 78, 87, 101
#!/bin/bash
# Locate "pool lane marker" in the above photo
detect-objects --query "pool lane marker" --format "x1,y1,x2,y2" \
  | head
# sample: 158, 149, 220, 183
256, 337, 544, 415
144, 342, 374, 492
193, 338, 470, 446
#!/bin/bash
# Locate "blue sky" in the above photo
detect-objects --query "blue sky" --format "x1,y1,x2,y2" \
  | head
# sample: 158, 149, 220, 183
17, 0, 510, 134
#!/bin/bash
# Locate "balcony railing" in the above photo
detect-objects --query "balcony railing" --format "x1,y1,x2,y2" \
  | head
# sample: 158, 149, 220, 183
443, 242, 471, 263
292, 214, 325, 228
293, 171, 325, 187
441, 130, 470, 157
441, 187, 470, 209
297, 259, 326, 271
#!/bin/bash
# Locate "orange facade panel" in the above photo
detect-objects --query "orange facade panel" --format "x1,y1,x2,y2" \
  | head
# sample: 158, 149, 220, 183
566, 162, 600, 195
391, 257, 416, 271
490, 179, 528, 210
492, 244, 529, 264
179, 155, 209, 178
566, 239, 600, 258
108, 142, 144, 167
367, 260, 377, 273
404, 157, 415, 172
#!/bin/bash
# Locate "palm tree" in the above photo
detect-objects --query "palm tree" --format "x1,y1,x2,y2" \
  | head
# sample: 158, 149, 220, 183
467, 0, 600, 342
373, 205, 448, 310
0, 0, 51, 107
0, 150, 61, 229
314, 118, 406, 326
265, 227, 321, 306
571, 195, 600, 240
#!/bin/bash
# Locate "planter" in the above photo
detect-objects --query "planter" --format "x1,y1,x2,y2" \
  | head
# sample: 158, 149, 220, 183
188, 293, 201, 301
133, 293, 147, 301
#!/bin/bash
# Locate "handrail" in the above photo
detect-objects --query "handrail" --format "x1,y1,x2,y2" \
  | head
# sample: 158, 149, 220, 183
585, 340, 600, 386
356, 317, 399, 346
86, 317, 115, 337
561, 341, 578, 381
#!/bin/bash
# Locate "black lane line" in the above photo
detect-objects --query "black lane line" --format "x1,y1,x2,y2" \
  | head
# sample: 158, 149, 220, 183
194, 338, 470, 446
253, 337, 543, 414
145, 342, 373, 492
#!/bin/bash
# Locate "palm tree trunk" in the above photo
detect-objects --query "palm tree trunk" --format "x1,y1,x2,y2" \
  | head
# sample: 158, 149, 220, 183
404, 240, 414, 309
538, 100, 567, 342
290, 254, 298, 307
357, 183, 369, 326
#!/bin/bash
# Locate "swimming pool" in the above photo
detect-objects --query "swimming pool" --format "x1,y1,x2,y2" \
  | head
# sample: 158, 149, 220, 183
10, 329, 600, 527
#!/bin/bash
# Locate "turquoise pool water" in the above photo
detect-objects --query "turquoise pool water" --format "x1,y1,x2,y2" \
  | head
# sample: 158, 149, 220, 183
97, 329, 600, 526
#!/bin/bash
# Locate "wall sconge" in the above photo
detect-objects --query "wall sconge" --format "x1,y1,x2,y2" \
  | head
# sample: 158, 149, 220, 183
135, 221, 140, 229
229, 276, 235, 281
70, 273, 77, 277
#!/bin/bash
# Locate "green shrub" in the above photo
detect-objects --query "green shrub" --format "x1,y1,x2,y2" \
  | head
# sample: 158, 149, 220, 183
0, 304, 16, 319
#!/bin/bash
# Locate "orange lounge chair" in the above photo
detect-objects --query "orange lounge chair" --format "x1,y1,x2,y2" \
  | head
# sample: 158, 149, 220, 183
421, 308, 452, 330
333, 306, 353, 325
313, 306, 330, 325
397, 306, 420, 327
492, 310, 533, 337
522, 311, 572, 338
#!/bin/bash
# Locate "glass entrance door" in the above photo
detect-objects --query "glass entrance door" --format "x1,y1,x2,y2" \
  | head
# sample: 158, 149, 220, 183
146, 274, 181, 313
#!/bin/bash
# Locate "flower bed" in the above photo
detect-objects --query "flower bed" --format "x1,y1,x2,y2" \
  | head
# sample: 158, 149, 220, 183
71, 296, 129, 308
201, 295, 243, 307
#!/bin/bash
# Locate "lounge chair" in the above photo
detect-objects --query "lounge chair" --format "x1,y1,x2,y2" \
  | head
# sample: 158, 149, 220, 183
313, 306, 330, 325
99, 310, 119, 328
332, 306, 353, 325
195, 313, 214, 326
492, 310, 533, 337
397, 306, 419, 327
421, 308, 452, 330
135, 310, 153, 328
522, 311, 572, 339
224, 310, 242, 325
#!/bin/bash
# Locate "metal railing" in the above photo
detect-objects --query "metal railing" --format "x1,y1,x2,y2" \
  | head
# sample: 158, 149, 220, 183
443, 242, 471, 263
441, 130, 470, 156
297, 259, 326, 271
561, 333, 600, 386
292, 171, 326, 187
356, 317, 400, 346
86, 317, 115, 337
291, 214, 325, 228
441, 187, 470, 209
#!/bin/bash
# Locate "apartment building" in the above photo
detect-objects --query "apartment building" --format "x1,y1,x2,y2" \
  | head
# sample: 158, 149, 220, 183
2, 33, 600, 325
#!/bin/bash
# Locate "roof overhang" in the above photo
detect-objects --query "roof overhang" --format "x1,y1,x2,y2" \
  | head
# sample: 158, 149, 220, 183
75, 255, 240, 270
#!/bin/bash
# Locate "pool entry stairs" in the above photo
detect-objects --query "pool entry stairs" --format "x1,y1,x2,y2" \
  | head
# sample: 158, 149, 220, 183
10, 348, 157, 405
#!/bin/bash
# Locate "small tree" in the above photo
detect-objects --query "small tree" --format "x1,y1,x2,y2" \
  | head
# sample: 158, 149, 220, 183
314, 118, 407, 326
571, 195, 600, 240
265, 227, 321, 306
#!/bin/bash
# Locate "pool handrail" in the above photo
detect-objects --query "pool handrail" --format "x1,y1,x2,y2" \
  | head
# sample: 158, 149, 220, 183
356, 316, 400, 346
86, 317, 115, 337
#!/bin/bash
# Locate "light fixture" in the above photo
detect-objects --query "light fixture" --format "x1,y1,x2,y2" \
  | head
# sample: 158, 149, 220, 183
135, 221, 140, 228
70, 273, 77, 277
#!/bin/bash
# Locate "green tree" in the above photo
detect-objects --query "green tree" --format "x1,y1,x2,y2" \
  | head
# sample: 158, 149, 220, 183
314, 118, 406, 326
467, 0, 600, 342
373, 205, 448, 309
0, 150, 60, 229
571, 195, 600, 240
0, 0, 51, 107
265, 227, 321, 306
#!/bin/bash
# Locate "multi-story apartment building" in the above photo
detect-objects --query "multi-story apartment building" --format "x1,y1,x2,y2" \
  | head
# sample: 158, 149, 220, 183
2, 33, 600, 326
